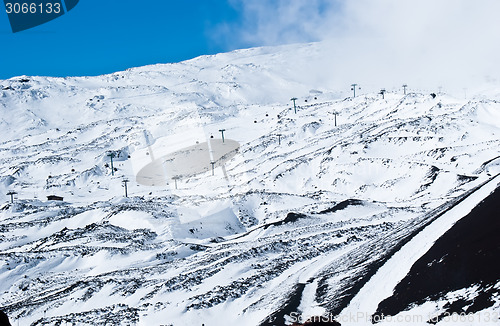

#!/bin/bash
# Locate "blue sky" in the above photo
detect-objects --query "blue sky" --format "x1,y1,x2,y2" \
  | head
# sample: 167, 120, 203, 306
0, 0, 246, 79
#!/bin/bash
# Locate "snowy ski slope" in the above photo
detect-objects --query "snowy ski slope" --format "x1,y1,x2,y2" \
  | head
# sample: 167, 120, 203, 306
0, 42, 499, 325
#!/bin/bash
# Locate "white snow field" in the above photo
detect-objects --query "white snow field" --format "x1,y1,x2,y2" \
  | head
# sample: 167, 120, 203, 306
0, 42, 499, 325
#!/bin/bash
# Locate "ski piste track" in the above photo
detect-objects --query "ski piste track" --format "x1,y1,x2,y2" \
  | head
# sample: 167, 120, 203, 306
260, 173, 500, 326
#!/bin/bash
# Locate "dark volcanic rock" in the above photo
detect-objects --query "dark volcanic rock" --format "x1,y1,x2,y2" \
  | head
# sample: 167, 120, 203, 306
374, 186, 500, 323
318, 199, 365, 214
0, 310, 12, 326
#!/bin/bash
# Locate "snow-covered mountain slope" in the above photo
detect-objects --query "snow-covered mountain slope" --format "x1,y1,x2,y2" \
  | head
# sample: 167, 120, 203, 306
0, 43, 499, 326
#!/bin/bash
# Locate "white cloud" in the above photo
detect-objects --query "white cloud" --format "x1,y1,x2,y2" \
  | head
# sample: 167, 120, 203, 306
214, 0, 500, 94
216, 0, 338, 46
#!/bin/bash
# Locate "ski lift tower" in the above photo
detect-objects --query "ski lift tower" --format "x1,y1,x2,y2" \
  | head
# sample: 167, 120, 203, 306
351, 84, 360, 97
107, 152, 116, 176
219, 129, 226, 143
332, 111, 339, 127
122, 179, 129, 197
6, 190, 17, 203
290, 97, 298, 114
210, 161, 216, 176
